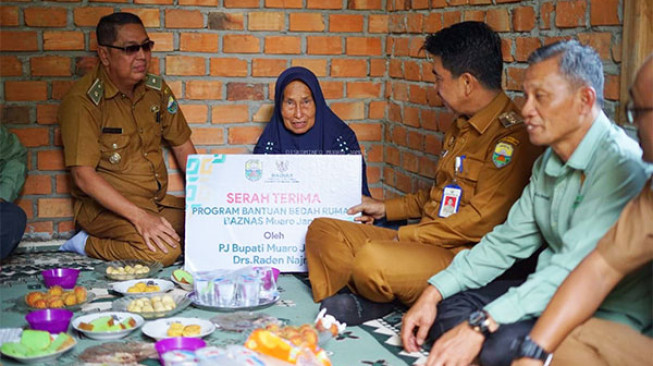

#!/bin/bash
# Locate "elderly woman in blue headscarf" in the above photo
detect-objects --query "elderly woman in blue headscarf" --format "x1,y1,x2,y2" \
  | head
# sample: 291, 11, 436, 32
254, 66, 371, 197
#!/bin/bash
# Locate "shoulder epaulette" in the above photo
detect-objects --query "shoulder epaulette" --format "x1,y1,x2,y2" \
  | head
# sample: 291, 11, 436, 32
145, 74, 162, 91
499, 111, 523, 128
86, 78, 103, 106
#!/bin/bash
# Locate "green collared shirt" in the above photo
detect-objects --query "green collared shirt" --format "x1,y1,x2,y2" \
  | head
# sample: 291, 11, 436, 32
429, 112, 651, 326
0, 125, 27, 202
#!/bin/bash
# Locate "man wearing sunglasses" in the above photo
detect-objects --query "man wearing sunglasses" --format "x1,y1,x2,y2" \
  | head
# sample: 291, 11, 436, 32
511, 54, 653, 366
58, 12, 197, 266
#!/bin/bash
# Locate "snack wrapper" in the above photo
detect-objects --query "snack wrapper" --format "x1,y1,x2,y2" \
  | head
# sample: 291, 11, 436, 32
245, 329, 331, 366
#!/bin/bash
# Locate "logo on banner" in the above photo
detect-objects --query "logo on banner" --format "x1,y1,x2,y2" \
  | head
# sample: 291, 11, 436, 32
276, 160, 289, 173
245, 159, 262, 181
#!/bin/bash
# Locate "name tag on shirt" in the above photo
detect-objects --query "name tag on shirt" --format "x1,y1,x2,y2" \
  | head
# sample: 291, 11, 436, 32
439, 184, 462, 218
102, 127, 122, 134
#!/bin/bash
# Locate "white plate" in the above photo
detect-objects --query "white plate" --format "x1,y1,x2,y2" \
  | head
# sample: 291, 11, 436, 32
0, 334, 76, 364
72, 312, 144, 340
95, 260, 162, 281
170, 274, 193, 292
141, 317, 216, 341
110, 278, 174, 296
112, 293, 191, 319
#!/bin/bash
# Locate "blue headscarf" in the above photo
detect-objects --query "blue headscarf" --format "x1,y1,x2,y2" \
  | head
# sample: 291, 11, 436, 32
254, 67, 370, 196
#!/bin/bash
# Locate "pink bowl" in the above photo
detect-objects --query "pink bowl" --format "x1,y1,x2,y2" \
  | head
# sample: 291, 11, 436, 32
26, 309, 73, 333
155, 337, 206, 363
41, 268, 80, 289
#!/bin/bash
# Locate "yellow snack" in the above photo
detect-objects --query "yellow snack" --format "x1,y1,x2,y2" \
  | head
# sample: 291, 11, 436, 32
167, 322, 184, 337
182, 325, 201, 337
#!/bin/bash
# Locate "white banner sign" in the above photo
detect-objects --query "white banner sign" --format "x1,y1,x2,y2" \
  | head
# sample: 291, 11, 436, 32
184, 154, 361, 273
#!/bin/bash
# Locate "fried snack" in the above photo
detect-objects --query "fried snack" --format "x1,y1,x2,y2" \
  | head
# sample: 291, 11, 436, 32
25, 286, 88, 308
167, 322, 184, 337
182, 324, 201, 337
127, 281, 160, 293
126, 294, 176, 314
47, 286, 63, 296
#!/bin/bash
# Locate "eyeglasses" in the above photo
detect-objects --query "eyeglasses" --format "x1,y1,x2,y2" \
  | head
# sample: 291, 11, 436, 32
625, 100, 653, 124
100, 40, 154, 55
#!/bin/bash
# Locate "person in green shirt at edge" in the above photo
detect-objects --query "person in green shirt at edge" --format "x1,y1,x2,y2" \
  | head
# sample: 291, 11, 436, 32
400, 41, 651, 366
511, 54, 653, 366
0, 125, 28, 260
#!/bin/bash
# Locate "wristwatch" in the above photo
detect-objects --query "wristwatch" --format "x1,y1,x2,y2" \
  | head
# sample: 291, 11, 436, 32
467, 310, 492, 338
515, 336, 553, 366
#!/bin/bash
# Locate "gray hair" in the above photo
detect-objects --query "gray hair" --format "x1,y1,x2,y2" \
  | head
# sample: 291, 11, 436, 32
528, 40, 604, 106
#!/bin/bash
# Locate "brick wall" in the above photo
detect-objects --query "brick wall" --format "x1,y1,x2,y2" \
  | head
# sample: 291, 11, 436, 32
0, 0, 623, 240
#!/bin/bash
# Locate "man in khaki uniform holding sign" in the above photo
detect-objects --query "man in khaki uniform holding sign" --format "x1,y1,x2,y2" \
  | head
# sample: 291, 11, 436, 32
305, 22, 543, 325
58, 12, 196, 266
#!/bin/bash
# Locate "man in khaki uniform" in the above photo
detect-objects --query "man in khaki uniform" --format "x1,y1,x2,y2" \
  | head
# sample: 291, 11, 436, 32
58, 12, 196, 266
305, 22, 543, 325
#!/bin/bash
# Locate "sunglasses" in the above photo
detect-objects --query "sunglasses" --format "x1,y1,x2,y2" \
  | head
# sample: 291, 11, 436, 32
101, 40, 155, 55
625, 100, 653, 124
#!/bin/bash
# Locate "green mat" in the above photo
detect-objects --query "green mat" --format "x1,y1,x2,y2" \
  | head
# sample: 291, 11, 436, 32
0, 251, 428, 365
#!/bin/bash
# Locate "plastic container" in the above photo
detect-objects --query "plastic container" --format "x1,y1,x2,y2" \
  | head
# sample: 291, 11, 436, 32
25, 309, 74, 333
41, 268, 80, 289
155, 337, 206, 365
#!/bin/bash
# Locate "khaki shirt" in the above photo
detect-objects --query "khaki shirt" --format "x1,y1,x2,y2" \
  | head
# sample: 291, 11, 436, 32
385, 92, 542, 250
59, 64, 191, 218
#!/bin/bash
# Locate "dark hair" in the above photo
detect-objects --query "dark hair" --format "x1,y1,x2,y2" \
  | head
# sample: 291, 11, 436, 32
96, 12, 144, 46
422, 21, 503, 90
527, 40, 604, 106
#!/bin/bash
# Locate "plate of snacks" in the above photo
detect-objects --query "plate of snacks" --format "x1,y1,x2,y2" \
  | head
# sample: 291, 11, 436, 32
112, 293, 191, 319
142, 317, 216, 341
72, 312, 144, 340
170, 269, 193, 291
110, 279, 174, 296
0, 330, 76, 364
24, 286, 94, 311
96, 260, 162, 281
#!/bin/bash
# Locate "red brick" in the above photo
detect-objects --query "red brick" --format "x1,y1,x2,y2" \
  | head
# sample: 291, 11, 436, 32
37, 150, 65, 170
346, 37, 382, 56
404, 60, 421, 81
248, 12, 284, 31
464, 10, 485, 22
513, 6, 535, 31
58, 220, 76, 234
227, 83, 264, 101
395, 171, 412, 193
611, 38, 621, 63
223, 34, 260, 53
514, 37, 541, 62
179, 0, 218, 5
392, 82, 408, 102
0, 31, 38, 51
486, 9, 510, 32
540, 2, 554, 29
5, 81, 47, 101
186, 81, 222, 100
423, 13, 443, 33
167, 81, 182, 98
16, 199, 33, 220
134, 0, 174, 4
425, 134, 442, 156
166, 56, 205, 76
289, 13, 324, 32
23, 175, 52, 195
421, 60, 435, 82
505, 66, 526, 92
307, 0, 342, 9
252, 58, 287, 77
331, 59, 367, 77
11, 127, 49, 147
370, 59, 385, 77
44, 31, 84, 50
393, 37, 409, 57
389, 59, 402, 78
37, 104, 59, 125
307, 36, 342, 55
369, 14, 388, 33
179, 104, 208, 123
331, 102, 365, 120
38, 198, 73, 218
402, 151, 420, 173
409, 85, 427, 104
26, 221, 54, 234
165, 9, 203, 28
253, 104, 274, 122
210, 58, 248, 76
224, 0, 258, 7
264, 36, 301, 54
366, 144, 383, 163
291, 59, 328, 77
385, 145, 400, 166
389, 14, 406, 33
208, 12, 244, 30
0, 6, 19, 26
320, 81, 344, 99
73, 7, 113, 26
437, 110, 455, 132
228, 126, 263, 145
24, 7, 67, 27
369, 101, 386, 119
52, 80, 75, 100
411, 0, 430, 8
443, 11, 461, 28
406, 13, 423, 34
266, 0, 303, 8
212, 105, 249, 124
420, 108, 437, 131
30, 56, 71, 77
590, 0, 619, 25
350, 122, 382, 141
603, 73, 619, 101
0, 56, 22, 76
469, 0, 492, 3
348, 0, 382, 9
121, 8, 161, 27
403, 106, 420, 127
330, 14, 364, 33
419, 156, 438, 178
149, 32, 173, 51
448, 0, 468, 5
502, 38, 515, 62
577, 32, 612, 61
190, 127, 224, 145
555, 0, 587, 28
180, 33, 219, 53
347, 81, 382, 98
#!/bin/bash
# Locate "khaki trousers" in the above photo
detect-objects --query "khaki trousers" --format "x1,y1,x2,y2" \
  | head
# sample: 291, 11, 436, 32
77, 198, 184, 267
305, 218, 456, 305
552, 317, 653, 366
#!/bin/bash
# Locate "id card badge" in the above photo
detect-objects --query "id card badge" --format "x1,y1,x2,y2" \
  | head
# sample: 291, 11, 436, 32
438, 184, 462, 218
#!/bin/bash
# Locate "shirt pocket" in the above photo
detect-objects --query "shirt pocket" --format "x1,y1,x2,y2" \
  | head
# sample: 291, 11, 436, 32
456, 157, 483, 203
98, 133, 130, 172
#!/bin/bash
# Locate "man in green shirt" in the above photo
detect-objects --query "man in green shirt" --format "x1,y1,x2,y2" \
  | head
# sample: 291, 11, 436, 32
400, 41, 650, 366
0, 125, 28, 260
